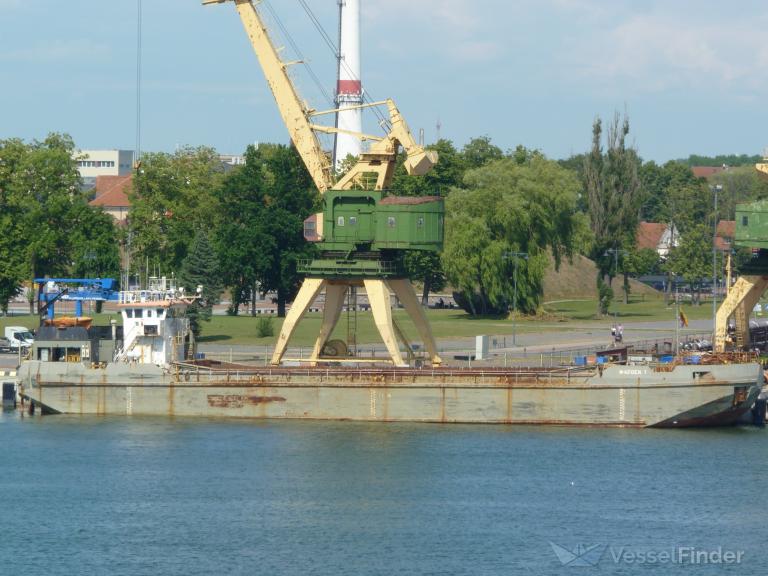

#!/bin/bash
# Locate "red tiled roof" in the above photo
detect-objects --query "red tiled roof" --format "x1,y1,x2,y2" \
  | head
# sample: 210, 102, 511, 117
692, 166, 726, 179
716, 220, 735, 238
89, 175, 132, 208
636, 222, 668, 250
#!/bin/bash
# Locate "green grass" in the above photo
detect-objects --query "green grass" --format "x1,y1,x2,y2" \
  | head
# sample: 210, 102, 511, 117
543, 296, 714, 323
2, 294, 712, 347
198, 309, 558, 347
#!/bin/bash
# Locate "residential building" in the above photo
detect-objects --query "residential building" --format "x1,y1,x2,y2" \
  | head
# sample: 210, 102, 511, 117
691, 165, 728, 179
219, 154, 246, 166
715, 220, 735, 252
636, 221, 678, 258
89, 175, 132, 223
75, 149, 134, 190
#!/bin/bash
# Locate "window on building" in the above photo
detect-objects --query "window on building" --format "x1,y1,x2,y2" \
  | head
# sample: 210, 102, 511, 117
743, 216, 749, 226
125, 309, 133, 318
349, 216, 357, 226
337, 216, 345, 227
417, 217, 424, 228
135, 309, 143, 319
388, 217, 396, 228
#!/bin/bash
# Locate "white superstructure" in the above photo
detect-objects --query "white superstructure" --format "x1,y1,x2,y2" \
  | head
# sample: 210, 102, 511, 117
115, 277, 196, 365
333, 0, 363, 170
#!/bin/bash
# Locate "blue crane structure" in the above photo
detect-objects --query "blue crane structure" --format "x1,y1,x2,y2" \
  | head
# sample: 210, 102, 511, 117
35, 278, 120, 319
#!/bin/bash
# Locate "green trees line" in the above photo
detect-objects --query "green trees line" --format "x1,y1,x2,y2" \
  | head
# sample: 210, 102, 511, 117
3, 123, 767, 323
0, 135, 120, 314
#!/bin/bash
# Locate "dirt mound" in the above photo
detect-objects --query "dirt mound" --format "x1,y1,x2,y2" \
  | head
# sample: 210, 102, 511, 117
543, 254, 658, 300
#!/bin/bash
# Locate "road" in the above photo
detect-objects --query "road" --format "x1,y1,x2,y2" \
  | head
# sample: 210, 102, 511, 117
0, 318, 715, 370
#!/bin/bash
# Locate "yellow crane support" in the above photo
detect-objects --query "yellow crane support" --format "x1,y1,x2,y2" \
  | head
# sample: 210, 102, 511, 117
205, 0, 442, 367
714, 153, 768, 352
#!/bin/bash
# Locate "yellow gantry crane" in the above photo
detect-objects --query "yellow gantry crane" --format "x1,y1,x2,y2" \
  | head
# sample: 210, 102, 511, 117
713, 153, 768, 352
204, 0, 443, 367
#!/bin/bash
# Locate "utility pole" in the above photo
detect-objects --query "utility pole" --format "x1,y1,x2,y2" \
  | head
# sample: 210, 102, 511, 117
604, 248, 628, 329
503, 251, 528, 346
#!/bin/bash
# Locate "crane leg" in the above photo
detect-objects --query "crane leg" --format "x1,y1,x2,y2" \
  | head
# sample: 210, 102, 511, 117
363, 279, 406, 367
387, 278, 442, 366
271, 278, 325, 365
714, 275, 768, 352
309, 283, 348, 365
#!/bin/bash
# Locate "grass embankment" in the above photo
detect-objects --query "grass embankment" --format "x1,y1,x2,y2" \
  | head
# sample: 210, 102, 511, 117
2, 295, 711, 346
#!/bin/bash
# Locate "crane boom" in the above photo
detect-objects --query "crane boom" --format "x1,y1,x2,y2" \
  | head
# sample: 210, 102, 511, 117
204, 0, 333, 193
204, 0, 436, 193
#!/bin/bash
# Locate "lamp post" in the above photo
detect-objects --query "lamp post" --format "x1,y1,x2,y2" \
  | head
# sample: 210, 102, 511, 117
711, 184, 722, 341
604, 248, 628, 328
503, 251, 528, 346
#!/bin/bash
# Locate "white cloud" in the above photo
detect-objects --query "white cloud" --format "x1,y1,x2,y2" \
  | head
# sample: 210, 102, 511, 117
365, 0, 502, 62
562, 9, 768, 93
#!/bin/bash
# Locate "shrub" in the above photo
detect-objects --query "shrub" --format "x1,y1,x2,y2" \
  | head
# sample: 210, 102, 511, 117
256, 316, 274, 338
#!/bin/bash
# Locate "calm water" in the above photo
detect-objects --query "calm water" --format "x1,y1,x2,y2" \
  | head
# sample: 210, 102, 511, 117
1, 411, 766, 575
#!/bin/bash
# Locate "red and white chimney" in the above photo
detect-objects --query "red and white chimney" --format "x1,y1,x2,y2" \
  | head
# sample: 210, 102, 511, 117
333, 0, 363, 171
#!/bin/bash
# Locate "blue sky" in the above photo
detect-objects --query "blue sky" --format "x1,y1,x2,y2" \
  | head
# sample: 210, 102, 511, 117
1, 0, 767, 162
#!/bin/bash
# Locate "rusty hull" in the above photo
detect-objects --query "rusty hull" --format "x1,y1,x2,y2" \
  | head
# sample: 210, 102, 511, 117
17, 361, 763, 428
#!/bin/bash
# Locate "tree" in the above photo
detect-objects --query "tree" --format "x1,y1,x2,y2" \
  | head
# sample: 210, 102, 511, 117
639, 160, 703, 224
462, 136, 503, 169
665, 224, 711, 305
0, 139, 27, 314
215, 143, 318, 318
709, 166, 768, 220
0, 134, 119, 313
619, 247, 660, 301
178, 230, 223, 339
390, 139, 466, 196
214, 153, 275, 316
679, 154, 762, 168
403, 251, 446, 305
128, 146, 223, 276
443, 154, 580, 315
584, 113, 642, 315
68, 203, 121, 279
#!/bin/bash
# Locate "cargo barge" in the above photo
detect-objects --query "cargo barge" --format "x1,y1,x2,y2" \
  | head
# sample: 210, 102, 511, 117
14, 283, 762, 428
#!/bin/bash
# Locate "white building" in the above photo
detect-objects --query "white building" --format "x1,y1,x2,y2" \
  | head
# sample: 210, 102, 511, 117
75, 149, 134, 189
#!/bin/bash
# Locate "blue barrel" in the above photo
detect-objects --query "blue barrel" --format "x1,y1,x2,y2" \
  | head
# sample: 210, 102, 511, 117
659, 355, 674, 364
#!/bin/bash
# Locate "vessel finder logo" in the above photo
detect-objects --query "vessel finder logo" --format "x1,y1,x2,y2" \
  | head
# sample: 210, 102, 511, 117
549, 542, 606, 567
549, 542, 745, 567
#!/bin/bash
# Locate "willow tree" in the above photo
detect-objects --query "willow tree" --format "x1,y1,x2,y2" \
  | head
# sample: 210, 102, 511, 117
443, 152, 580, 315
584, 113, 642, 315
